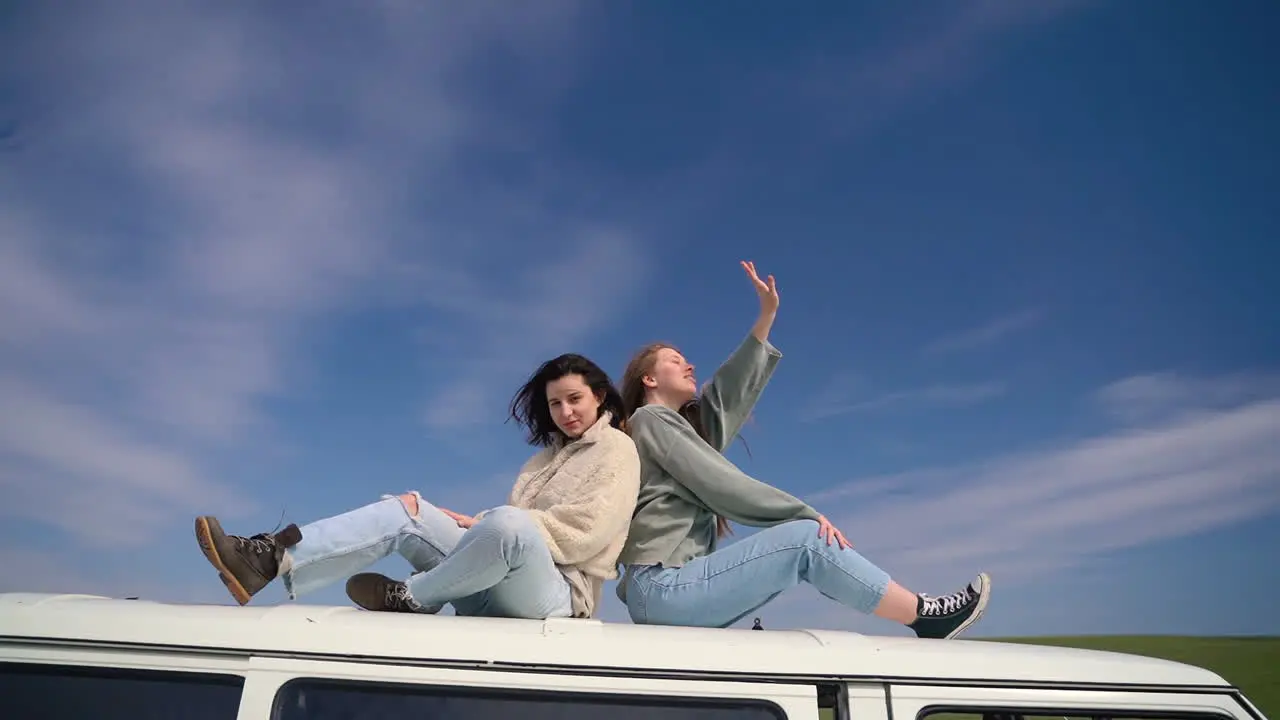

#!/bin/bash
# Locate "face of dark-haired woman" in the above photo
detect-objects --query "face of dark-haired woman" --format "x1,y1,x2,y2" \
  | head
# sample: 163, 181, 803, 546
546, 373, 602, 439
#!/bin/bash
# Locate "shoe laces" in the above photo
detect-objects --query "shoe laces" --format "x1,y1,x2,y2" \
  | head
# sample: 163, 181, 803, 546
385, 580, 414, 610
233, 509, 291, 556
232, 533, 277, 555
920, 585, 974, 617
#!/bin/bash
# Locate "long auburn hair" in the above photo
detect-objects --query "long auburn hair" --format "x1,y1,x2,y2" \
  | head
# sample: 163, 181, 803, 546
509, 353, 628, 448
621, 342, 739, 539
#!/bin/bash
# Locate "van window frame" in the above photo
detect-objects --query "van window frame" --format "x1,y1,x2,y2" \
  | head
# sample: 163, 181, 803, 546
269, 674, 793, 720
0, 659, 245, 719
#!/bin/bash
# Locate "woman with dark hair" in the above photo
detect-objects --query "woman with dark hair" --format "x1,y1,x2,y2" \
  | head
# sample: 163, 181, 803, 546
616, 261, 991, 638
193, 353, 641, 620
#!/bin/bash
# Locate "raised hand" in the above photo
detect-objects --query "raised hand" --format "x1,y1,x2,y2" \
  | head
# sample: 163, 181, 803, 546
741, 260, 779, 316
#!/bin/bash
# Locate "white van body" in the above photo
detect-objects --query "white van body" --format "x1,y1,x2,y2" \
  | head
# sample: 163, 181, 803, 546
0, 592, 1266, 720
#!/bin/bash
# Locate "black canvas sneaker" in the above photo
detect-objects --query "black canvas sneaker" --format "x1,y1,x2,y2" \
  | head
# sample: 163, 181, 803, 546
908, 572, 990, 639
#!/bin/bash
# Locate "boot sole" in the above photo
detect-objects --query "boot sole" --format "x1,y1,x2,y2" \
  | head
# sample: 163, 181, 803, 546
943, 572, 991, 640
194, 517, 252, 606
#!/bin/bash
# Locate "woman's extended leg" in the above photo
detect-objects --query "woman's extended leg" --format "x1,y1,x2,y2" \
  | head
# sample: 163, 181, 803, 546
194, 492, 465, 606
344, 505, 573, 619
625, 519, 989, 639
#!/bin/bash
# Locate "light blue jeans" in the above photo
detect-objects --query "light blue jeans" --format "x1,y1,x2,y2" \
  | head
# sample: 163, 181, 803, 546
623, 519, 891, 628
280, 493, 573, 618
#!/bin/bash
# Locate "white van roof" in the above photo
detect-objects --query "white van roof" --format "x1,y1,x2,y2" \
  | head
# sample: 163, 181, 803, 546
0, 592, 1229, 690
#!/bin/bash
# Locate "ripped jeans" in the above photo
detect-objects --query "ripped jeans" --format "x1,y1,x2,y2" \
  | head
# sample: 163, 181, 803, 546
279, 493, 573, 618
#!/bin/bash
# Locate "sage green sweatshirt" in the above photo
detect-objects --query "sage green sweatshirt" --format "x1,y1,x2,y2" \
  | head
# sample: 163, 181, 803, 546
616, 333, 821, 582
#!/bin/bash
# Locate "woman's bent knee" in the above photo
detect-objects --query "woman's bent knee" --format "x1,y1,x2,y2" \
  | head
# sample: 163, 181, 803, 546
473, 505, 535, 540
782, 519, 822, 541
772, 519, 848, 557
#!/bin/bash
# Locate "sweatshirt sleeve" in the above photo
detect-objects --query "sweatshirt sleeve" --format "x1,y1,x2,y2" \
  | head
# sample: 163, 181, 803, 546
523, 437, 642, 566
631, 405, 820, 527
698, 333, 782, 452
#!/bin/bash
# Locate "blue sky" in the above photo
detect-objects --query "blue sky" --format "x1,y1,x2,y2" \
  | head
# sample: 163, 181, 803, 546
1, 0, 1277, 639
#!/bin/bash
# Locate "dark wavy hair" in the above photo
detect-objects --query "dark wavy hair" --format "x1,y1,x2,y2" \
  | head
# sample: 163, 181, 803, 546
508, 353, 627, 447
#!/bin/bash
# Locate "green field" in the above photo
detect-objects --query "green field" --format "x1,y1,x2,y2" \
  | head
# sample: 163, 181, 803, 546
991, 636, 1277, 719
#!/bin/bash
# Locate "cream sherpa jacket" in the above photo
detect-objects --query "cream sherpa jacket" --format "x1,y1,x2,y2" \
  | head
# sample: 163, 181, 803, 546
482, 410, 640, 618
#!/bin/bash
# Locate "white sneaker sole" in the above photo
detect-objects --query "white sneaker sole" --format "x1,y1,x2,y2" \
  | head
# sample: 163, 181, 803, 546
942, 572, 991, 639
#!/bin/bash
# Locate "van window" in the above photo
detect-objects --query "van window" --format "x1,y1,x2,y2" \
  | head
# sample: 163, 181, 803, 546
0, 661, 244, 719
275, 677, 787, 720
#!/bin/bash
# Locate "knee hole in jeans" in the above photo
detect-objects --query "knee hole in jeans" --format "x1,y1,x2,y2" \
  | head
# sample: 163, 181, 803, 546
396, 492, 421, 519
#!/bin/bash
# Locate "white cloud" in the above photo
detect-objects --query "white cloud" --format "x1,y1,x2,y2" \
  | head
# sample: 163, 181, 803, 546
0, 378, 253, 546
923, 309, 1044, 356
418, 228, 648, 430
866, 0, 1086, 93
1093, 370, 1280, 424
800, 307, 1038, 422
806, 1, 1091, 139
802, 380, 1006, 421
0, 2, 610, 548
806, 385, 1280, 592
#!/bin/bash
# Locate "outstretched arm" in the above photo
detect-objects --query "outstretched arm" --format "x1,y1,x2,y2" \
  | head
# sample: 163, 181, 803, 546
633, 405, 820, 527
699, 260, 783, 452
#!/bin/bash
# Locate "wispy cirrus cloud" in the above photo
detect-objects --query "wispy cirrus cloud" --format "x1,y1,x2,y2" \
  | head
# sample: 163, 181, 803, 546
802, 1, 1092, 140
922, 308, 1044, 356
410, 228, 648, 431
0, 1, 609, 546
796, 371, 1280, 631
801, 376, 1006, 421
686, 1, 1096, 194
0, 378, 251, 546
1093, 370, 1280, 424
